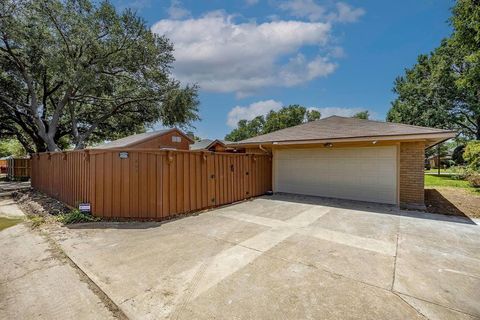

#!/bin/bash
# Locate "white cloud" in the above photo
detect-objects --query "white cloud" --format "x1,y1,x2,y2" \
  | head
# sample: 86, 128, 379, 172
167, 0, 190, 19
328, 46, 345, 58
333, 2, 365, 23
309, 107, 375, 119
279, 0, 365, 23
279, 54, 337, 86
227, 100, 283, 127
151, 12, 335, 96
279, 0, 326, 22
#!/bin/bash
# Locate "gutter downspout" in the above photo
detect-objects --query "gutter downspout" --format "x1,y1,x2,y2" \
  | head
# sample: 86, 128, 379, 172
259, 144, 271, 155
259, 144, 274, 195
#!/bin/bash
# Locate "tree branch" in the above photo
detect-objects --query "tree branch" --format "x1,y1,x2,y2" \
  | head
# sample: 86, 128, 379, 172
73, 97, 155, 148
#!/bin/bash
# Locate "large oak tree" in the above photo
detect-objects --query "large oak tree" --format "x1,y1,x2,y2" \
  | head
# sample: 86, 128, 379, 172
0, 0, 199, 152
387, 0, 480, 139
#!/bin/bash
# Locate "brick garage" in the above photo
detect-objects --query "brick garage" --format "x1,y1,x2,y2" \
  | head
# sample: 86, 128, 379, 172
232, 116, 456, 208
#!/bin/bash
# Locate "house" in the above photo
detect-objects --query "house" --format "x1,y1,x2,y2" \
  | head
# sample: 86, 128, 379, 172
92, 128, 194, 150
190, 139, 241, 153
231, 116, 456, 209
427, 154, 452, 169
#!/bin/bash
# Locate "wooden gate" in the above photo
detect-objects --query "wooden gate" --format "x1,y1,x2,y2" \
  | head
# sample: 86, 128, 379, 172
6, 158, 31, 180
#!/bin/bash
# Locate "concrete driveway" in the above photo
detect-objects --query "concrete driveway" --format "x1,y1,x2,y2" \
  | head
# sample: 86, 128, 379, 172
51, 194, 480, 320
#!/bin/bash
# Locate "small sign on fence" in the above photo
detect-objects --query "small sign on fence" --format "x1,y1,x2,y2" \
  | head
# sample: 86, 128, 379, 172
119, 152, 129, 159
79, 203, 91, 213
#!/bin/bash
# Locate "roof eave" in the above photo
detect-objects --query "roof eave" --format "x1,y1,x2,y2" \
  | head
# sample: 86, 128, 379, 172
230, 131, 457, 148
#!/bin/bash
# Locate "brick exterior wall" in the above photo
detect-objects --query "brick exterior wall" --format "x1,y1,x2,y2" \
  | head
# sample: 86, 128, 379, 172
399, 141, 425, 209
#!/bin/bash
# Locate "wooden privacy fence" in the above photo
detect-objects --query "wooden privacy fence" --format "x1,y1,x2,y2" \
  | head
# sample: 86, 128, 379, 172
6, 158, 31, 180
31, 149, 272, 220
0, 159, 6, 174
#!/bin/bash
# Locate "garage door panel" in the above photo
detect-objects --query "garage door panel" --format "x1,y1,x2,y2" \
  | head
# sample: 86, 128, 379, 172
275, 147, 397, 204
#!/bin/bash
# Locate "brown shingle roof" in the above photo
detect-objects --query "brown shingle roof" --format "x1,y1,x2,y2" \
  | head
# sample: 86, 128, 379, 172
235, 116, 456, 144
91, 130, 171, 149
91, 128, 194, 149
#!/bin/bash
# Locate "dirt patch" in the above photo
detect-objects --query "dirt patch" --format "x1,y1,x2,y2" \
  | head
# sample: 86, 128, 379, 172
13, 189, 70, 217
425, 188, 480, 218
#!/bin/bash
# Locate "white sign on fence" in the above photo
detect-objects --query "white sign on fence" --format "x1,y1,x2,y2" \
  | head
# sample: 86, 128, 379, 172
79, 203, 91, 213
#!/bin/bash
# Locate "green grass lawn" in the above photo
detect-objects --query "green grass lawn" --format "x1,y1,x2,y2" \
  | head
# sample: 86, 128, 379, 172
425, 174, 479, 193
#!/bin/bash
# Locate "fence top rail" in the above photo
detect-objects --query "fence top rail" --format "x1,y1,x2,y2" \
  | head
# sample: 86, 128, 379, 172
32, 148, 271, 157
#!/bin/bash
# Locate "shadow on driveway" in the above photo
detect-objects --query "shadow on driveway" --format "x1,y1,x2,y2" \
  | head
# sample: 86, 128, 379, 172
264, 193, 478, 225
68, 192, 478, 230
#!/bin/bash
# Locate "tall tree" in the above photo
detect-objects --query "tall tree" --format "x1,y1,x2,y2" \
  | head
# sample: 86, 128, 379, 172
387, 0, 480, 139
225, 116, 265, 142
352, 110, 369, 120
225, 105, 320, 142
0, 0, 199, 151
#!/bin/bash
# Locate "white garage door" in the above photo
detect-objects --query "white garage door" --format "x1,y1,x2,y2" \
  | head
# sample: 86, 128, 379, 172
274, 146, 398, 204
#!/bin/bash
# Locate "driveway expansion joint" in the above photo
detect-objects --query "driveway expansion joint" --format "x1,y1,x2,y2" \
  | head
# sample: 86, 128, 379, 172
391, 232, 400, 291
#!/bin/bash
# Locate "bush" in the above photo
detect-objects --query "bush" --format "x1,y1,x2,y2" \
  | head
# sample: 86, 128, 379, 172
449, 166, 468, 179
467, 173, 480, 188
463, 141, 480, 172
452, 145, 466, 165
446, 159, 456, 168
57, 209, 99, 224
28, 215, 45, 228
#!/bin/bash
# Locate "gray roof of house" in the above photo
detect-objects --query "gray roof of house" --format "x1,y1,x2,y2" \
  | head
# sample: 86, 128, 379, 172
190, 139, 232, 150
235, 116, 456, 145
190, 139, 214, 150
92, 129, 172, 149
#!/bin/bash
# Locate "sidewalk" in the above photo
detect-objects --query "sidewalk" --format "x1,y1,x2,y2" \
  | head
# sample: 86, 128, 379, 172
0, 222, 117, 320
0, 180, 31, 198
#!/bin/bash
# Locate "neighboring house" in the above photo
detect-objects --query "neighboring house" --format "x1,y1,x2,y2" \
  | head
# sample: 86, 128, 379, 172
92, 128, 194, 150
231, 116, 456, 209
190, 139, 240, 153
427, 154, 452, 169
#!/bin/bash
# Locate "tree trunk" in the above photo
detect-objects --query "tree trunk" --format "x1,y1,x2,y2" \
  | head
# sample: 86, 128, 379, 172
437, 144, 441, 176
477, 117, 480, 140
44, 135, 59, 151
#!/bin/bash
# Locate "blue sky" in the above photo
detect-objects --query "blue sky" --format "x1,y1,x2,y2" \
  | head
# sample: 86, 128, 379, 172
112, 0, 453, 139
